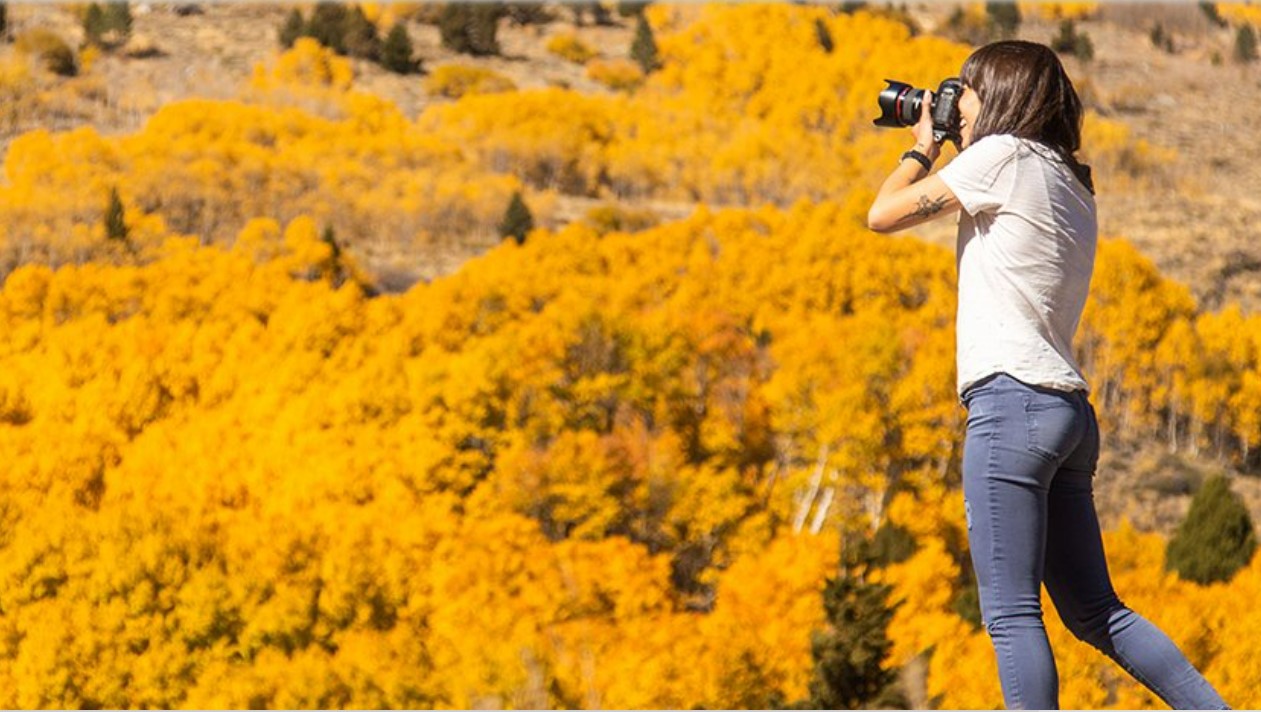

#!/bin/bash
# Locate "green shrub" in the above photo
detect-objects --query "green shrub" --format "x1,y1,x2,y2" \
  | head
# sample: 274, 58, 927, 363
1166, 475, 1257, 584
1236, 24, 1258, 63
439, 2, 504, 56
380, 23, 418, 74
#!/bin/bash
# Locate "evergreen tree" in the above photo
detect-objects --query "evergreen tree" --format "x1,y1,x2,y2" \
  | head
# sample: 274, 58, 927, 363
381, 23, 418, 74
103, 1, 133, 44
814, 17, 833, 53
630, 13, 659, 73
1151, 22, 1175, 53
1051, 19, 1093, 61
570, 1, 610, 27
1200, 1, 1227, 28
803, 547, 908, 710
616, 1, 649, 19
279, 8, 305, 49
499, 191, 534, 245
307, 1, 349, 55
342, 5, 381, 60
439, 2, 503, 56
985, 1, 1020, 39
868, 521, 916, 567
83, 3, 107, 47
105, 187, 128, 244
1166, 475, 1258, 584
319, 225, 348, 287
1235, 24, 1258, 64
438, 3, 472, 53
503, 2, 552, 26
467, 2, 504, 56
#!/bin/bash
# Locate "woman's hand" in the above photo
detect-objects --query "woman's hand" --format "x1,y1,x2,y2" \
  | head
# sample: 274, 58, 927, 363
866, 88, 961, 233
912, 89, 941, 162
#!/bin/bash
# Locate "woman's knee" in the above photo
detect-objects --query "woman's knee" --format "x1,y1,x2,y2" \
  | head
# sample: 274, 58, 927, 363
1059, 602, 1129, 651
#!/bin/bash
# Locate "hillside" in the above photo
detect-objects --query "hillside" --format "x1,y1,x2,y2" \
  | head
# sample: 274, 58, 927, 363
5, 3, 1261, 308
2, 2, 1261, 536
5, 4, 1261, 708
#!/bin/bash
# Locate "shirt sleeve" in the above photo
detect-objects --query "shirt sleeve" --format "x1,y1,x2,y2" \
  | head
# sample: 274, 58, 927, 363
936, 134, 1021, 216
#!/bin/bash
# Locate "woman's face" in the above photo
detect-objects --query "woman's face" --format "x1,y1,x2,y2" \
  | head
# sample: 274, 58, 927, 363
959, 84, 981, 148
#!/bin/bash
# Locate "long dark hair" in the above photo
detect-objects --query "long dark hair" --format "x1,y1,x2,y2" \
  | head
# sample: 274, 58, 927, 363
960, 40, 1094, 195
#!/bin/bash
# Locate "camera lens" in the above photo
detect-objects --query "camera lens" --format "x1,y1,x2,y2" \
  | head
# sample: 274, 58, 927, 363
874, 79, 926, 129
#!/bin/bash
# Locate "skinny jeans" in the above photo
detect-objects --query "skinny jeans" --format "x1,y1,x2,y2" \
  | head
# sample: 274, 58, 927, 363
961, 373, 1228, 710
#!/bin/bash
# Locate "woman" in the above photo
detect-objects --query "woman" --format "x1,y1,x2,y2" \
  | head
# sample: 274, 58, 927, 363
867, 41, 1229, 710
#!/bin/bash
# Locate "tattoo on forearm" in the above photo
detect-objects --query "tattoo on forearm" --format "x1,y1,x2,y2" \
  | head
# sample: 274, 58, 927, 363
903, 194, 947, 221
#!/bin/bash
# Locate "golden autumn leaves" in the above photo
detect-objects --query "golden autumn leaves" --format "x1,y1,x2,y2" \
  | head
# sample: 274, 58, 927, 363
0, 2, 1257, 708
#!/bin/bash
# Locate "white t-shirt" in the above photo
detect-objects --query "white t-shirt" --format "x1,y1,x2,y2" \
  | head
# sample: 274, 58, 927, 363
936, 134, 1097, 397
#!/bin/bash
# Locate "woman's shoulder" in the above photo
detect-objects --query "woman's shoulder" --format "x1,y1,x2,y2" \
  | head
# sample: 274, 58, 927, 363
947, 134, 1023, 177
967, 133, 1026, 157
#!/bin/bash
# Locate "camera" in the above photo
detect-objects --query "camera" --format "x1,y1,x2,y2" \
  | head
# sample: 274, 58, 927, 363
873, 78, 964, 147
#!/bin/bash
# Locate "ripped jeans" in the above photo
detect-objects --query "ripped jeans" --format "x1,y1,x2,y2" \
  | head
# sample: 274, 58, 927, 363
961, 373, 1228, 710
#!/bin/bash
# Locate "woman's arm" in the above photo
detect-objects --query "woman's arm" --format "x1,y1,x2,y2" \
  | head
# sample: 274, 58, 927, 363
867, 91, 963, 234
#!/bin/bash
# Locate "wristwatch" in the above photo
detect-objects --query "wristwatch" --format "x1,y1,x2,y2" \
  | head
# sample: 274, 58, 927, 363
901, 149, 933, 172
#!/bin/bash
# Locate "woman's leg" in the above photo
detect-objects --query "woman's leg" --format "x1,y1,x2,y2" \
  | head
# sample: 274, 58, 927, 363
962, 376, 1070, 709
1042, 402, 1229, 710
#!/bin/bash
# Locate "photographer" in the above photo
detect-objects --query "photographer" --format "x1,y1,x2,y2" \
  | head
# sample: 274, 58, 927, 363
868, 41, 1228, 710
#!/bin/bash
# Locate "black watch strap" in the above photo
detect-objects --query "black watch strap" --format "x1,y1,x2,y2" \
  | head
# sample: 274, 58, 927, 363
901, 149, 933, 172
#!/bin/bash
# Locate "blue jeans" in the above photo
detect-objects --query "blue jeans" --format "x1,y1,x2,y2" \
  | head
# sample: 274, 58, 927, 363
961, 373, 1228, 710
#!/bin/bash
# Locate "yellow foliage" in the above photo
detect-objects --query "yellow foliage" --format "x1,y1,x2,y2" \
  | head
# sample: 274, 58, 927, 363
1216, 2, 1261, 27
423, 64, 518, 99
585, 58, 644, 91
581, 202, 660, 235
0, 4, 1253, 709
251, 37, 354, 93
1019, 2, 1099, 20
546, 32, 598, 64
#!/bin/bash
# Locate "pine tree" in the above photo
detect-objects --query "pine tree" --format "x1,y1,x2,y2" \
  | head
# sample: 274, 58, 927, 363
319, 225, 347, 287
1235, 24, 1258, 64
503, 3, 553, 27
868, 521, 916, 567
1151, 22, 1175, 53
440, 2, 503, 56
985, 1, 1020, 39
307, 1, 349, 55
279, 8, 305, 49
342, 5, 381, 60
616, 1, 649, 19
1166, 475, 1258, 584
803, 549, 908, 710
1200, 1, 1227, 28
83, 3, 107, 47
381, 23, 417, 74
103, 1, 133, 44
105, 187, 128, 244
499, 191, 534, 245
467, 3, 504, 56
438, 3, 472, 53
1051, 19, 1093, 61
571, 1, 609, 27
814, 17, 833, 53
630, 13, 659, 74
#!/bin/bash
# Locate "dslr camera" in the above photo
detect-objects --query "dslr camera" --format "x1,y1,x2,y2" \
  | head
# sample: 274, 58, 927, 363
873, 78, 964, 147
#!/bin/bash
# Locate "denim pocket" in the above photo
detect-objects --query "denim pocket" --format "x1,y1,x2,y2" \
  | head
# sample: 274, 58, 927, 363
1022, 394, 1076, 461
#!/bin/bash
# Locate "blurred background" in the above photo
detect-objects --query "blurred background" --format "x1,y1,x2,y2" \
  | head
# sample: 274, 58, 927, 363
1, 0, 1261, 707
